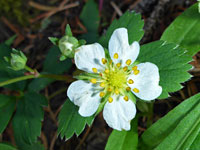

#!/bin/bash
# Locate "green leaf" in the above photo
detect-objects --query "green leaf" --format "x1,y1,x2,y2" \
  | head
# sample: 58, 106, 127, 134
161, 3, 200, 56
0, 143, 17, 150
58, 100, 94, 140
12, 91, 47, 146
5, 35, 17, 46
99, 11, 144, 47
80, 0, 100, 43
136, 40, 192, 99
190, 133, 200, 150
17, 142, 45, 150
105, 117, 138, 150
0, 95, 16, 133
28, 46, 72, 92
139, 93, 200, 150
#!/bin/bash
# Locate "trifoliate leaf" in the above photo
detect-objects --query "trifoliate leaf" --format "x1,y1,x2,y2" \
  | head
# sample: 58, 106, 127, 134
12, 91, 47, 146
0, 95, 16, 133
105, 118, 138, 150
58, 100, 94, 140
99, 11, 144, 47
136, 40, 192, 99
80, 0, 100, 43
139, 93, 200, 150
161, 3, 200, 56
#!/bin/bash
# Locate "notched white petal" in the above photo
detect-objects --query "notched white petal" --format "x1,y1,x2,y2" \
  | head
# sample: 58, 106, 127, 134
67, 80, 101, 117
128, 62, 162, 101
108, 28, 140, 66
75, 43, 106, 73
103, 95, 136, 131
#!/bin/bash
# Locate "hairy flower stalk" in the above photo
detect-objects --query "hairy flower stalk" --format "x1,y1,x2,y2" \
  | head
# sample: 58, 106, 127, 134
67, 28, 162, 131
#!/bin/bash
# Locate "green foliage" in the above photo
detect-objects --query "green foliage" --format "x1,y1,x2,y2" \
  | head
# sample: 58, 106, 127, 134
0, 143, 17, 150
58, 100, 94, 140
139, 93, 200, 150
0, 95, 16, 133
80, 0, 100, 43
28, 46, 72, 92
161, 3, 200, 56
12, 91, 47, 147
135, 40, 192, 99
0, 0, 31, 26
99, 11, 144, 47
105, 118, 138, 150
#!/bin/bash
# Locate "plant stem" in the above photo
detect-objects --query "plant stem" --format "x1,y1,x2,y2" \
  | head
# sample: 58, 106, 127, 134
25, 65, 35, 73
0, 74, 74, 87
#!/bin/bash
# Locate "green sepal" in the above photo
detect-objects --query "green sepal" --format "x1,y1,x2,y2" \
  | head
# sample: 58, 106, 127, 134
48, 37, 59, 45
65, 24, 73, 36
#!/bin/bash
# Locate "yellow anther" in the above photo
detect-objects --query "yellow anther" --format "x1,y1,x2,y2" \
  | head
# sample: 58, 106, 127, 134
126, 87, 131, 91
123, 96, 129, 101
114, 53, 119, 59
100, 82, 105, 87
132, 66, 138, 71
128, 79, 134, 84
123, 66, 128, 71
92, 68, 98, 73
134, 70, 140, 75
133, 88, 139, 93
107, 87, 112, 92
109, 60, 113, 64
116, 63, 121, 68
102, 58, 107, 64
99, 92, 105, 97
108, 97, 113, 103
115, 89, 120, 95
90, 78, 97, 84
126, 59, 132, 66
104, 69, 109, 74
99, 73, 103, 77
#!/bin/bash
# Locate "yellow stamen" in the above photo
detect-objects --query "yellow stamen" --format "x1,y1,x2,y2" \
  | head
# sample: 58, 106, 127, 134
134, 70, 140, 75
90, 78, 97, 84
99, 92, 105, 97
123, 66, 128, 71
100, 82, 105, 87
133, 88, 139, 93
114, 53, 118, 59
107, 87, 112, 92
123, 96, 129, 101
126, 87, 131, 91
128, 79, 134, 84
108, 97, 113, 103
109, 60, 113, 64
116, 63, 121, 68
99, 73, 103, 76
102, 58, 107, 64
92, 68, 98, 73
126, 59, 132, 66
105, 69, 109, 74
115, 89, 120, 95
132, 66, 138, 71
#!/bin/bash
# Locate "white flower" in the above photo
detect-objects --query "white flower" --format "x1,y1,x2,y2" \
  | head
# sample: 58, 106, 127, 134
67, 28, 162, 131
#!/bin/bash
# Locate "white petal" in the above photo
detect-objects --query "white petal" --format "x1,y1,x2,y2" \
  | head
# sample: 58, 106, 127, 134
67, 80, 101, 117
75, 43, 106, 73
127, 62, 162, 101
108, 28, 140, 67
103, 95, 136, 131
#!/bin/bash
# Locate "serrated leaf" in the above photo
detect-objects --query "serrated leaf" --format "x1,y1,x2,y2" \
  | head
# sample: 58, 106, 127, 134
139, 93, 200, 150
99, 11, 144, 47
28, 46, 72, 92
58, 100, 94, 140
0, 143, 17, 150
12, 91, 47, 146
136, 40, 192, 99
0, 95, 16, 133
80, 0, 100, 43
105, 117, 138, 150
161, 3, 200, 56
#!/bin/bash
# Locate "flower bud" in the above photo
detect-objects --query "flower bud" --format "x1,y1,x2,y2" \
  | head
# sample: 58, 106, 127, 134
5, 49, 27, 71
58, 35, 79, 59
